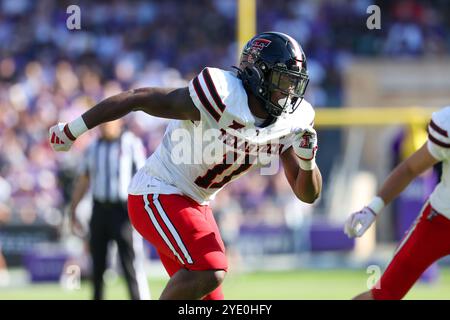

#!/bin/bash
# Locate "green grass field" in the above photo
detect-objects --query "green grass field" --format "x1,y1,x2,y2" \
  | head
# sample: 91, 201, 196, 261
0, 268, 449, 300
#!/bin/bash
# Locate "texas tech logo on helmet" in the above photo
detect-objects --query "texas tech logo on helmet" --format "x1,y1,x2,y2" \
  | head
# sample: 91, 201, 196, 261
247, 38, 272, 63
250, 38, 272, 52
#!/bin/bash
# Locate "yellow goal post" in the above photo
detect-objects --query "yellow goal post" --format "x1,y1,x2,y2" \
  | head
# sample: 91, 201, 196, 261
314, 106, 438, 160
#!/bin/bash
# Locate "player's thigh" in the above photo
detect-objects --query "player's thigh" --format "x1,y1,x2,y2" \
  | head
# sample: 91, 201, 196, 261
128, 193, 228, 271
156, 194, 228, 271
204, 206, 226, 253
157, 250, 182, 277
128, 194, 171, 255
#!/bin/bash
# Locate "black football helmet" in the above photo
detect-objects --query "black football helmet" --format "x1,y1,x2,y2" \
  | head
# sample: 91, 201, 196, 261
237, 31, 309, 117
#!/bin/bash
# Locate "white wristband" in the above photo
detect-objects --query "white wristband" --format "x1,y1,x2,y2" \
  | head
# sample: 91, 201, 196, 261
299, 158, 316, 171
367, 196, 385, 215
68, 116, 88, 139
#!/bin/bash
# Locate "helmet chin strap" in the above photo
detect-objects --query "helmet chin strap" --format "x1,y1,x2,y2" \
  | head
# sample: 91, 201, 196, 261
277, 96, 292, 110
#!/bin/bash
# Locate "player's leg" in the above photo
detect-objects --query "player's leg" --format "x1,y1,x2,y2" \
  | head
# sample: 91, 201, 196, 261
360, 203, 450, 300
202, 286, 225, 300
353, 290, 374, 300
155, 194, 227, 299
201, 205, 226, 300
114, 203, 150, 300
160, 268, 226, 300
157, 250, 225, 300
128, 193, 228, 299
89, 206, 110, 300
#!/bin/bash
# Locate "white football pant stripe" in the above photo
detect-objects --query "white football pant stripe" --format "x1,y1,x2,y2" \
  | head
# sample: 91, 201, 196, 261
152, 194, 193, 264
143, 195, 185, 265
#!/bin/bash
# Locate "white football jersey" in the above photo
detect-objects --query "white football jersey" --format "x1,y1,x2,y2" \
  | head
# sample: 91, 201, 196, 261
128, 67, 315, 204
427, 106, 450, 218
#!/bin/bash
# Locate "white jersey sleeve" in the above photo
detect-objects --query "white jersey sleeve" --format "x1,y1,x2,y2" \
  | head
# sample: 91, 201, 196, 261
187, 66, 257, 153
427, 106, 450, 218
188, 67, 229, 125
427, 106, 450, 161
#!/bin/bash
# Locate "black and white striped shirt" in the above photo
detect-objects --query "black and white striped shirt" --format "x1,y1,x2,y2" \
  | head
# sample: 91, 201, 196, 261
80, 131, 146, 203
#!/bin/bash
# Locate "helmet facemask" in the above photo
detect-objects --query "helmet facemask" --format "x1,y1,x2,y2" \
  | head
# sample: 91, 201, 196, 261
265, 64, 309, 117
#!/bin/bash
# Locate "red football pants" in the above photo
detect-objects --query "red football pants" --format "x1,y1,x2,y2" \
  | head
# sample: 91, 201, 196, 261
128, 193, 227, 300
372, 202, 450, 300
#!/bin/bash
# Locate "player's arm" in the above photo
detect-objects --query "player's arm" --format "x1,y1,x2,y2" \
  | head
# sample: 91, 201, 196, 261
49, 87, 199, 151
344, 143, 439, 238
69, 174, 90, 211
82, 87, 200, 128
281, 147, 322, 203
281, 127, 322, 204
377, 143, 438, 205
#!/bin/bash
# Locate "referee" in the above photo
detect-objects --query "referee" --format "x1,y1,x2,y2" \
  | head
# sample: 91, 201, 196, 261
69, 119, 150, 300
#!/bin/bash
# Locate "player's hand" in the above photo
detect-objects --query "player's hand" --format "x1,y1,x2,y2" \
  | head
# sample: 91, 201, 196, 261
293, 127, 318, 170
49, 123, 75, 152
69, 208, 85, 238
69, 210, 85, 237
344, 207, 377, 238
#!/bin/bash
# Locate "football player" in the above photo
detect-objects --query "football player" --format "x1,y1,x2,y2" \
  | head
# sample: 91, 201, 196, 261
49, 32, 322, 300
345, 106, 450, 300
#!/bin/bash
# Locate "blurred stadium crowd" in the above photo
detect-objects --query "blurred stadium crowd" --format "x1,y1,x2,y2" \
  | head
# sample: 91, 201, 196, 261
0, 0, 449, 234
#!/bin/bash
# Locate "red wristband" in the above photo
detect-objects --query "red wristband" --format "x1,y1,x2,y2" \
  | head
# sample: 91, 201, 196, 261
63, 124, 76, 141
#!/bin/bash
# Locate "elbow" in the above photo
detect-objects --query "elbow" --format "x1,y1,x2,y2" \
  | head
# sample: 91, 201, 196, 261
297, 192, 320, 204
